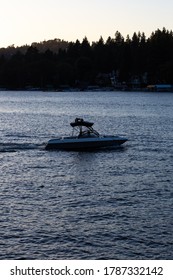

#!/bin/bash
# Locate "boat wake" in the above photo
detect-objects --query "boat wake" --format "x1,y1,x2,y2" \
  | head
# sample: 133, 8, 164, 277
0, 142, 44, 153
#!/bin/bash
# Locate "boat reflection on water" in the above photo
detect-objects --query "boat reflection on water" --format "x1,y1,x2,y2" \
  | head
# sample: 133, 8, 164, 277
45, 118, 128, 151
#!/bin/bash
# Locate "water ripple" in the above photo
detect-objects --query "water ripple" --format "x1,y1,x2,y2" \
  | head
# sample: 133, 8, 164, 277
0, 91, 173, 259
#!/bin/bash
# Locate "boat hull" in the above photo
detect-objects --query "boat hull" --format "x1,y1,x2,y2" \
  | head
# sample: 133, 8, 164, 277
45, 136, 128, 151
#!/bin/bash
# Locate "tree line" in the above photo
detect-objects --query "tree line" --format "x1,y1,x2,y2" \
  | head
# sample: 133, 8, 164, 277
0, 28, 173, 90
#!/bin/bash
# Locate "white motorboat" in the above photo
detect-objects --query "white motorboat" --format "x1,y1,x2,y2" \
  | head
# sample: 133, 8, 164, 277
45, 118, 128, 150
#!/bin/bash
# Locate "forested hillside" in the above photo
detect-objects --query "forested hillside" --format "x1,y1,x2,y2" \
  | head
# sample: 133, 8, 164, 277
0, 28, 173, 90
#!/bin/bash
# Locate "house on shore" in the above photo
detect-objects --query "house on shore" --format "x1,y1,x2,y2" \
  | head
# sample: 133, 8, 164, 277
147, 84, 173, 92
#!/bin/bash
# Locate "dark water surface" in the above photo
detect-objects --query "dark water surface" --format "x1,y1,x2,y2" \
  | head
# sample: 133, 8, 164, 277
0, 90, 172, 259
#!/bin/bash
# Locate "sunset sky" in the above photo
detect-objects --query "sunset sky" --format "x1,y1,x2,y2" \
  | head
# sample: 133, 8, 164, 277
1, 0, 173, 47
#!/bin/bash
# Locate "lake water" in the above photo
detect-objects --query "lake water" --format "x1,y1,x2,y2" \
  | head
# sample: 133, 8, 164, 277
0, 90, 172, 260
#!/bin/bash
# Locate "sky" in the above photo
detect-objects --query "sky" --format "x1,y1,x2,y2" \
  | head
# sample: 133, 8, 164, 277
1, 0, 173, 48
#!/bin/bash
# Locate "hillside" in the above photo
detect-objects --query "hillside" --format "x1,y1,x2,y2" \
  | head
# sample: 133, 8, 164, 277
0, 28, 173, 90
